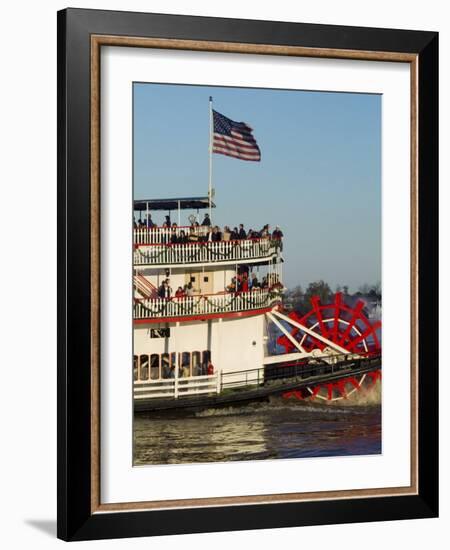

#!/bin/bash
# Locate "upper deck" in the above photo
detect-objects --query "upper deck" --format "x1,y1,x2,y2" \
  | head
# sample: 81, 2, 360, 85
134, 227, 282, 268
133, 196, 283, 268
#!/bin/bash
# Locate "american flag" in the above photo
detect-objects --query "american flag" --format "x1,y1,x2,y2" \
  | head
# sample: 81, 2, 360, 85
212, 109, 261, 162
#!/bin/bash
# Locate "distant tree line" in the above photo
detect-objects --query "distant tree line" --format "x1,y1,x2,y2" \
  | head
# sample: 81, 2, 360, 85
284, 280, 381, 313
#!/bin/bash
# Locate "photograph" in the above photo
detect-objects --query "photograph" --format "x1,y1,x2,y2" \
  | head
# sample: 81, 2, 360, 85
53, 6, 439, 541
132, 82, 383, 466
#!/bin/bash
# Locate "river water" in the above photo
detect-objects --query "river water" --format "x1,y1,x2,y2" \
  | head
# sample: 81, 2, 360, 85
133, 387, 381, 465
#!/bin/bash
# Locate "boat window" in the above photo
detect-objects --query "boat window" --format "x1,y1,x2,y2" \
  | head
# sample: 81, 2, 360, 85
139, 354, 149, 381
192, 351, 201, 376
150, 354, 160, 380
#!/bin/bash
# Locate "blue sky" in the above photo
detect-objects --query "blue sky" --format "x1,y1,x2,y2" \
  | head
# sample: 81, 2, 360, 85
133, 83, 381, 292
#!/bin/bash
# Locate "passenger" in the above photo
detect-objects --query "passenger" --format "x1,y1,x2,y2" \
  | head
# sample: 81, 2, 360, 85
201, 213, 211, 226
223, 226, 231, 241
226, 277, 237, 293
147, 214, 155, 229
182, 364, 190, 378
164, 215, 171, 228
238, 224, 247, 239
162, 359, 171, 379
261, 276, 268, 289
207, 361, 214, 375
241, 273, 249, 292
133, 218, 137, 230
188, 227, 199, 243
170, 227, 178, 244
175, 286, 185, 298
186, 281, 194, 296
198, 228, 207, 243
250, 272, 259, 289
230, 227, 239, 240
212, 226, 222, 242
178, 229, 188, 243
272, 226, 283, 240
157, 281, 166, 298
205, 227, 214, 242
164, 278, 172, 298
272, 225, 283, 251
169, 365, 176, 379
259, 224, 269, 238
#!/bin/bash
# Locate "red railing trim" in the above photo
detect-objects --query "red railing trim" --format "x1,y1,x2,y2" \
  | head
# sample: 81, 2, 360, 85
133, 286, 283, 302
133, 304, 281, 324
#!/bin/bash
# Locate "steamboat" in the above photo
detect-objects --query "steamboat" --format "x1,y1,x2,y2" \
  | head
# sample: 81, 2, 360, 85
133, 197, 382, 413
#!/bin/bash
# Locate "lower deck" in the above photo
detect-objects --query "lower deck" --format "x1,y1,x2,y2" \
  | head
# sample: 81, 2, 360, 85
134, 354, 382, 412
134, 314, 267, 383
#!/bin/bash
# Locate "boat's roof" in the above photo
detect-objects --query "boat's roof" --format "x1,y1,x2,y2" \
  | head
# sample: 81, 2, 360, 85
134, 197, 215, 212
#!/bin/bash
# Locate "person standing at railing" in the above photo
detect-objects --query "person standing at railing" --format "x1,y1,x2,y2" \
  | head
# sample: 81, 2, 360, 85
238, 224, 247, 239
164, 215, 171, 227
272, 225, 283, 251
178, 230, 188, 244
188, 226, 199, 243
146, 213, 156, 229
165, 279, 172, 298
212, 226, 222, 242
250, 272, 259, 289
241, 272, 249, 292
230, 227, 239, 240
157, 279, 172, 299
182, 366, 190, 378
162, 358, 171, 379
185, 282, 194, 297
207, 361, 214, 375
272, 225, 283, 240
223, 226, 231, 241
260, 224, 270, 238
170, 227, 179, 244
157, 282, 166, 298
226, 276, 237, 293
201, 213, 211, 226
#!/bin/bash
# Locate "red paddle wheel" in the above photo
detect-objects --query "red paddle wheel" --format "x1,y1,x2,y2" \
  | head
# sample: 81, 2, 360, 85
277, 293, 381, 402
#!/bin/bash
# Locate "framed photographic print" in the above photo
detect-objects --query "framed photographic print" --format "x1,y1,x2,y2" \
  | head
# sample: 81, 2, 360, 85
57, 8, 438, 541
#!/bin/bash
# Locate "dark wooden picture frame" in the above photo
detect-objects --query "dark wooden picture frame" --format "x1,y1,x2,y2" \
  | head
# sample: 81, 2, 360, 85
57, 8, 438, 541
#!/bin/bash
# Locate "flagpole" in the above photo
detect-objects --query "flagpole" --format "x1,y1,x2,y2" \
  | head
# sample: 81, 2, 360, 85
208, 96, 213, 222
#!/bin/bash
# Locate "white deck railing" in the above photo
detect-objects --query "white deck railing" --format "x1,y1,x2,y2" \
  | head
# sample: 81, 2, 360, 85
134, 237, 281, 266
134, 226, 208, 245
134, 288, 282, 320
134, 373, 219, 400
